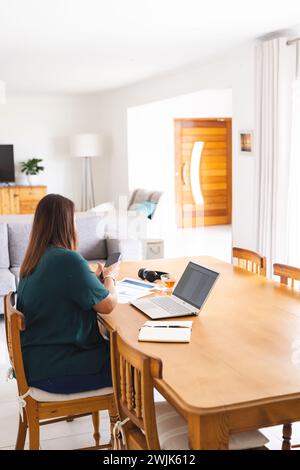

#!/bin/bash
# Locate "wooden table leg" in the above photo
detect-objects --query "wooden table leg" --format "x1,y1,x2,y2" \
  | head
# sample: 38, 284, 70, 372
188, 413, 229, 450
282, 423, 292, 450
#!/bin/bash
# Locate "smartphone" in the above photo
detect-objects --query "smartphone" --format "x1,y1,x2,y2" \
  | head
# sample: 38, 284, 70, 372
104, 252, 122, 267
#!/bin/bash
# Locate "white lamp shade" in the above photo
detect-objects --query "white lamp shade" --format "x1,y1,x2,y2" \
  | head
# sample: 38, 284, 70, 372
71, 133, 102, 158
0, 80, 6, 104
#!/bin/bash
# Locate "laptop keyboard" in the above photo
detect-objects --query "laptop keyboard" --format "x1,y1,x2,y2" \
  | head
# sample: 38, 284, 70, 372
151, 297, 193, 315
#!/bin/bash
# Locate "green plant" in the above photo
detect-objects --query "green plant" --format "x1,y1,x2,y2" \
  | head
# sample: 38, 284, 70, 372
20, 158, 44, 176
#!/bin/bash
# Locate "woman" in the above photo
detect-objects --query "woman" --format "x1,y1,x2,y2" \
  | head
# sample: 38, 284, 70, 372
17, 194, 120, 394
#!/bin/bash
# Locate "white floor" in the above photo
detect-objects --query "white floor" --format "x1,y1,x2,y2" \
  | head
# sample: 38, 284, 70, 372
164, 225, 232, 262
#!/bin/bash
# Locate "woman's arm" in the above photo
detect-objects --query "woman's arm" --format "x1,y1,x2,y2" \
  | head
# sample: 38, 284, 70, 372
93, 262, 120, 315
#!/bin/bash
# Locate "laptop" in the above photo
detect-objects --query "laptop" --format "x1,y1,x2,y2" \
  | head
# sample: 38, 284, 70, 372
130, 261, 219, 319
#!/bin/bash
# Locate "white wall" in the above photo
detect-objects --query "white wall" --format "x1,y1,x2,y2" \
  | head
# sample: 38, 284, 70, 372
127, 89, 232, 236
91, 43, 256, 249
0, 94, 104, 209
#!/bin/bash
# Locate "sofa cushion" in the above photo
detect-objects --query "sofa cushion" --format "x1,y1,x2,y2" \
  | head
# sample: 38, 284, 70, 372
0, 269, 16, 296
0, 224, 9, 268
7, 223, 31, 268
76, 216, 107, 260
128, 189, 163, 220
28, 385, 113, 402
7, 216, 108, 268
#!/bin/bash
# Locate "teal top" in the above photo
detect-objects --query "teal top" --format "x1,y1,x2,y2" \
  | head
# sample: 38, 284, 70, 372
17, 247, 109, 384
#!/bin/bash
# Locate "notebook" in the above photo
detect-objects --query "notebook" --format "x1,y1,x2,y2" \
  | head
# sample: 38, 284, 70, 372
138, 321, 192, 343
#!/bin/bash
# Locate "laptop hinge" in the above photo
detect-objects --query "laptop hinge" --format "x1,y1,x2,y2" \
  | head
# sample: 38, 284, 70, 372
172, 295, 197, 313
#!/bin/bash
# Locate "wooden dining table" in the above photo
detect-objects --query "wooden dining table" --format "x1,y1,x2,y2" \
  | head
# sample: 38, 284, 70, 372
100, 256, 300, 450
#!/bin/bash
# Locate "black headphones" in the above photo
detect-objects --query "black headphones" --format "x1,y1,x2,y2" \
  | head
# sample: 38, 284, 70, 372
138, 268, 169, 283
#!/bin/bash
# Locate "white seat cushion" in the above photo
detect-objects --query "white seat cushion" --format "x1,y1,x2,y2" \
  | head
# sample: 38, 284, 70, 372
28, 386, 113, 402
154, 389, 165, 402
155, 401, 269, 450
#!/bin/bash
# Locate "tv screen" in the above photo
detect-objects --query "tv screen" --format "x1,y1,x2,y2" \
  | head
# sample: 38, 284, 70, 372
0, 145, 15, 183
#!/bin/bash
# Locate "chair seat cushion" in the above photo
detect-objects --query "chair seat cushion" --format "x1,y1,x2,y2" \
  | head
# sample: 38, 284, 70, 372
28, 386, 113, 402
155, 401, 268, 450
0, 269, 16, 296
128, 202, 157, 219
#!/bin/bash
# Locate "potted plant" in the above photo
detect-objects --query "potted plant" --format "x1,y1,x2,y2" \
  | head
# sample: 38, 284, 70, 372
20, 158, 44, 186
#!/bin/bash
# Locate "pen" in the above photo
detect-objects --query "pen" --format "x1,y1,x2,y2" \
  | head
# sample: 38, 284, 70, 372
142, 325, 188, 328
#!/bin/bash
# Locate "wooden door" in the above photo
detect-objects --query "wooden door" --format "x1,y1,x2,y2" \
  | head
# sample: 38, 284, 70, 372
175, 118, 232, 227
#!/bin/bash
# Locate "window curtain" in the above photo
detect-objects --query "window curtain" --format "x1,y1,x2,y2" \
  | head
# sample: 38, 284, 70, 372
287, 44, 300, 266
255, 38, 295, 274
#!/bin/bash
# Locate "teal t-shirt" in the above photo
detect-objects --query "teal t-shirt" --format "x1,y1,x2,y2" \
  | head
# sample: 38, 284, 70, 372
17, 246, 109, 384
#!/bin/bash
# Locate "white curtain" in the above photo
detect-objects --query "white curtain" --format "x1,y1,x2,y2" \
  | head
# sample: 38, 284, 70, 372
287, 44, 300, 266
255, 38, 295, 274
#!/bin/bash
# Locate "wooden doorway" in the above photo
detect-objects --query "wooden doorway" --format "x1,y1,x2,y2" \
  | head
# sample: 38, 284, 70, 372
175, 118, 232, 228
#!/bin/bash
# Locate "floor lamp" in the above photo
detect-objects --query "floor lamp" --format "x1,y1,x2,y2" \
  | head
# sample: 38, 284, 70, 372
71, 133, 102, 211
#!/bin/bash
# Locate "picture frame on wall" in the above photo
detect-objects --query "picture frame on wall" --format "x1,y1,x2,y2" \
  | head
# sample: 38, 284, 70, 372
239, 130, 253, 155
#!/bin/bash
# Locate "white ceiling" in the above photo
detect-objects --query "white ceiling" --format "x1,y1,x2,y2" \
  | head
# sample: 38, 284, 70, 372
0, 0, 300, 95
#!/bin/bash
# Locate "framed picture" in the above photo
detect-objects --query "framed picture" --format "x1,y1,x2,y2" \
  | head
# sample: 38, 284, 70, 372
239, 130, 253, 155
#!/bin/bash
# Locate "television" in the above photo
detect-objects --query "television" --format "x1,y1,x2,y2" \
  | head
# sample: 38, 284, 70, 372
0, 145, 15, 183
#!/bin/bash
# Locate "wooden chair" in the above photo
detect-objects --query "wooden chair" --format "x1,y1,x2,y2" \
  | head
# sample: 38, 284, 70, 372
273, 263, 300, 289
232, 247, 267, 277
4, 292, 118, 450
110, 330, 269, 450
273, 263, 300, 450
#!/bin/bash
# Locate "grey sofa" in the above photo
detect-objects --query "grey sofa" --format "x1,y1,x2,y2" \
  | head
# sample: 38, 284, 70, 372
0, 215, 142, 314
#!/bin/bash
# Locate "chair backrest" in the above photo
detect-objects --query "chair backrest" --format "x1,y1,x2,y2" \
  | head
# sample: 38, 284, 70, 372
273, 263, 300, 288
4, 292, 28, 396
110, 330, 163, 450
232, 247, 267, 277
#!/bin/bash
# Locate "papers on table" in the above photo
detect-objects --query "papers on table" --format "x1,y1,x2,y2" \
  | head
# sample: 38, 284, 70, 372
116, 278, 156, 304
138, 320, 193, 343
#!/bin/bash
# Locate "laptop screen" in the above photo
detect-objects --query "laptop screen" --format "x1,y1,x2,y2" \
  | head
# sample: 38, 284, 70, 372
173, 262, 219, 309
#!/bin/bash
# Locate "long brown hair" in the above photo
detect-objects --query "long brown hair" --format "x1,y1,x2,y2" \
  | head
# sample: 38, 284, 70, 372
20, 194, 77, 278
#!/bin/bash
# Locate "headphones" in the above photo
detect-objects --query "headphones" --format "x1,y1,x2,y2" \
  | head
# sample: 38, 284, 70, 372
138, 268, 169, 283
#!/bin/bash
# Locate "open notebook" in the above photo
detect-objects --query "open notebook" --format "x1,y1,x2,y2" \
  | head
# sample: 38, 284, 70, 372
138, 321, 192, 343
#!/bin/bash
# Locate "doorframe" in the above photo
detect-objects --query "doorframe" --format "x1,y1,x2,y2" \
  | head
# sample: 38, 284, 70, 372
174, 117, 232, 227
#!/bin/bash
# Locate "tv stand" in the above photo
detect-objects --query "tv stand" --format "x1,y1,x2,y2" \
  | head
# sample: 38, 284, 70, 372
0, 185, 47, 215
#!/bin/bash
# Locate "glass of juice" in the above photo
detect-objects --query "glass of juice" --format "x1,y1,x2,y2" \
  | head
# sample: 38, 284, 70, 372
160, 274, 176, 293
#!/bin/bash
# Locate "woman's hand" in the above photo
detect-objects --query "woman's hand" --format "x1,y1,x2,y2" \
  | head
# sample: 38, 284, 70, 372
94, 261, 120, 315
103, 261, 121, 281
94, 262, 105, 279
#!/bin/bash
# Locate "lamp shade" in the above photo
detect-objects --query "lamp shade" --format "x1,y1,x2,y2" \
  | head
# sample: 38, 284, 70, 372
70, 133, 102, 158
0, 80, 6, 104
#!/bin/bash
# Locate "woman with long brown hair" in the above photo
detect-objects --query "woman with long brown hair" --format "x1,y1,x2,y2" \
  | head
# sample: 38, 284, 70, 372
17, 194, 119, 393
